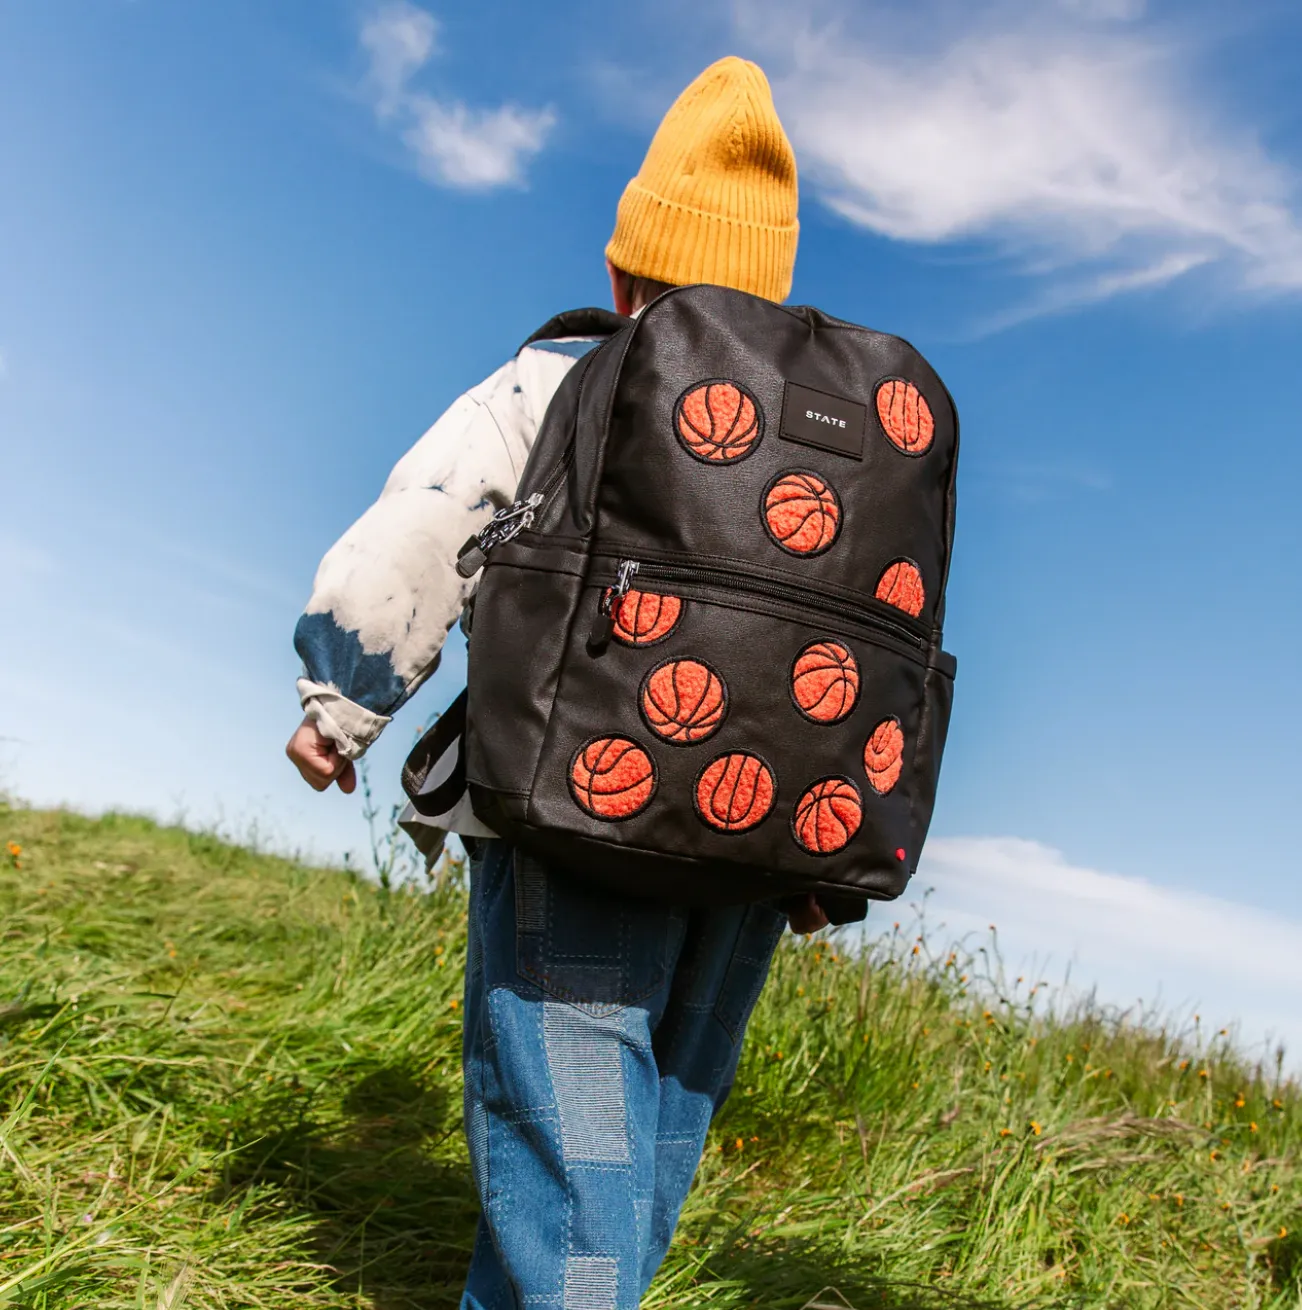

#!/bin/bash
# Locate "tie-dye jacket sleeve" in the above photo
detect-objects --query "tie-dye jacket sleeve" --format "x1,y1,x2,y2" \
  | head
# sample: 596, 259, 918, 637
293, 342, 592, 759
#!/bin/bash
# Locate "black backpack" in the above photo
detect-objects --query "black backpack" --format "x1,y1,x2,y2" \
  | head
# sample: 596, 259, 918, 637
442, 284, 957, 908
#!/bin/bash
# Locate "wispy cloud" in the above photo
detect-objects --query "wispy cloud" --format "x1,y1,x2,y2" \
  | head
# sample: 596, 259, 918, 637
360, 0, 437, 119
907, 836, 1302, 1059
358, 2, 555, 190
733, 0, 1302, 314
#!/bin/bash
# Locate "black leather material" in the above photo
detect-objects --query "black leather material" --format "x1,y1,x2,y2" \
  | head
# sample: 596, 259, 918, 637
465, 285, 958, 907
519, 308, 629, 352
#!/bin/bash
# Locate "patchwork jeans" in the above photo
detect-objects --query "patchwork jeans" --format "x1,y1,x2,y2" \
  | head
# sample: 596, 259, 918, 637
460, 839, 787, 1310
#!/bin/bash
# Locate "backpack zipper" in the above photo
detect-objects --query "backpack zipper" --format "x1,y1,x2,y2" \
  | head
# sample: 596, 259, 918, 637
458, 336, 616, 579
455, 441, 579, 579
454, 493, 545, 578
588, 559, 640, 647
589, 557, 927, 655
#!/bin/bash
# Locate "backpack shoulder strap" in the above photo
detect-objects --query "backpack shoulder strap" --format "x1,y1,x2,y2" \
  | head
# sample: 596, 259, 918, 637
519, 307, 629, 353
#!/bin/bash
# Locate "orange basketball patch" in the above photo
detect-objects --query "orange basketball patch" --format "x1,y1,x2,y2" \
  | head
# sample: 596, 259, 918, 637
569, 736, 656, 820
641, 658, 727, 744
876, 379, 934, 455
609, 588, 683, 646
864, 717, 905, 795
792, 778, 862, 855
695, 752, 776, 833
763, 472, 841, 556
875, 560, 925, 618
791, 640, 860, 724
675, 380, 763, 463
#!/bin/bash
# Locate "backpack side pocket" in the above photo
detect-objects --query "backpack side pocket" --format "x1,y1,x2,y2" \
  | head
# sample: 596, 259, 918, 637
909, 648, 956, 861
465, 554, 586, 826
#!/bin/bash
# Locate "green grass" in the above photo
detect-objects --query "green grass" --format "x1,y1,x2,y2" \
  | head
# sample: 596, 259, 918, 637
0, 804, 1298, 1309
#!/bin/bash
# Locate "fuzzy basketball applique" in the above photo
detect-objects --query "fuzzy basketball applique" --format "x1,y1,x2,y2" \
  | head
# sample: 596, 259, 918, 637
569, 737, 656, 820
675, 380, 763, 463
608, 588, 683, 646
763, 471, 841, 556
863, 717, 905, 795
695, 752, 776, 833
641, 658, 727, 744
792, 778, 862, 855
876, 379, 935, 456
875, 560, 925, 618
791, 640, 860, 724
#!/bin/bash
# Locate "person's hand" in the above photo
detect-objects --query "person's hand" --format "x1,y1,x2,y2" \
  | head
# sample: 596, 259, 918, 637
786, 893, 830, 935
285, 716, 357, 793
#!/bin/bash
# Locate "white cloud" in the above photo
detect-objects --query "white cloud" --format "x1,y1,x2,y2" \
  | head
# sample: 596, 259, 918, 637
358, 2, 554, 191
402, 97, 556, 190
360, 1, 438, 120
734, 0, 1302, 310
903, 836, 1302, 1061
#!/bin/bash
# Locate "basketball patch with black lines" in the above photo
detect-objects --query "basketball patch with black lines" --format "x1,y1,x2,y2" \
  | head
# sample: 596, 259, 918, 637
763, 470, 842, 556
569, 736, 657, 821
675, 379, 764, 463
607, 588, 683, 646
875, 560, 925, 618
640, 658, 727, 745
864, 717, 905, 795
694, 752, 776, 833
791, 639, 860, 724
876, 378, 935, 456
792, 777, 863, 855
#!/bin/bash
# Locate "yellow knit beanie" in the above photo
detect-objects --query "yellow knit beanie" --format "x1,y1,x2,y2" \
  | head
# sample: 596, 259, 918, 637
605, 56, 799, 304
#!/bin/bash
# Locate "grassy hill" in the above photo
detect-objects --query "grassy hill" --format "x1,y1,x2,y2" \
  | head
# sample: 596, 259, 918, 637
0, 804, 1298, 1309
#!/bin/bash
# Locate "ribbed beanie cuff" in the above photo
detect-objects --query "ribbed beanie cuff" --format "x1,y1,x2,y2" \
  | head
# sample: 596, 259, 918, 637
606, 181, 798, 304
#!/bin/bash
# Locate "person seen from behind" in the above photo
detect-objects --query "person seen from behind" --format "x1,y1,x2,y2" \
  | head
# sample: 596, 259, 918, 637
287, 57, 816, 1308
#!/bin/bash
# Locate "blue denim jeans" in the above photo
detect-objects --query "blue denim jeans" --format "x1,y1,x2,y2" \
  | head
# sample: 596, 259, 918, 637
460, 839, 787, 1309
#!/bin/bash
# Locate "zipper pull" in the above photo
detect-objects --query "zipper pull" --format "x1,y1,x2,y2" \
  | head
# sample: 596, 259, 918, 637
588, 559, 639, 653
455, 493, 543, 579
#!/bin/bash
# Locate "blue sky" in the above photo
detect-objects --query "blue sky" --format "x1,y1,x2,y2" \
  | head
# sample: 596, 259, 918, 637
2, 1, 1301, 1053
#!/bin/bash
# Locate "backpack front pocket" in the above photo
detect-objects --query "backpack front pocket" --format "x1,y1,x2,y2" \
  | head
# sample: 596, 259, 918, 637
526, 562, 937, 902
